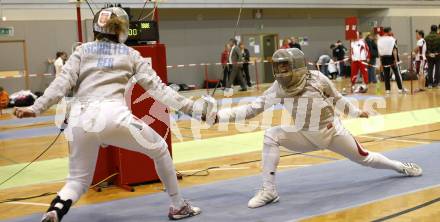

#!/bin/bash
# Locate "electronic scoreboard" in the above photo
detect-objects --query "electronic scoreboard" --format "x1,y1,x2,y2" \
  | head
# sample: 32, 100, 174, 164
126, 21, 159, 45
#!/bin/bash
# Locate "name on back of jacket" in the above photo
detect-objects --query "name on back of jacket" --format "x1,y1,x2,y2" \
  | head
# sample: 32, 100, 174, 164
83, 42, 129, 56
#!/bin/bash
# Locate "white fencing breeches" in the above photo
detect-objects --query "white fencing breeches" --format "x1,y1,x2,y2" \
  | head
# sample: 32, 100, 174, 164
58, 101, 183, 207
261, 123, 404, 190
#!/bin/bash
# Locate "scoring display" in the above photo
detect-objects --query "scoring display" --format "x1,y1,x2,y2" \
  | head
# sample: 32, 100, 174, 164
126, 21, 159, 45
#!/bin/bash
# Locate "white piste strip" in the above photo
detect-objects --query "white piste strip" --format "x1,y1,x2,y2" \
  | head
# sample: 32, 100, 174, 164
2, 201, 50, 207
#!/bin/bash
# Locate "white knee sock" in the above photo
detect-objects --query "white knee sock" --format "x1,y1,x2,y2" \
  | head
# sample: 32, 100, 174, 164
154, 151, 184, 208
262, 143, 280, 191
363, 152, 405, 172
328, 135, 405, 173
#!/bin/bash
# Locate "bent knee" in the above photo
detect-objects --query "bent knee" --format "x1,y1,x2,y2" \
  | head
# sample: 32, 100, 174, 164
145, 141, 169, 160
264, 127, 283, 146
353, 151, 382, 167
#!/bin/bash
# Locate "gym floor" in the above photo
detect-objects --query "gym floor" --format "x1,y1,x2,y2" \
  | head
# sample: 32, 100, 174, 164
0, 79, 439, 221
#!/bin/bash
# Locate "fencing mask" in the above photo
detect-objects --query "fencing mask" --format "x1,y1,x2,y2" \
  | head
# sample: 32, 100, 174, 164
272, 48, 308, 96
93, 7, 129, 43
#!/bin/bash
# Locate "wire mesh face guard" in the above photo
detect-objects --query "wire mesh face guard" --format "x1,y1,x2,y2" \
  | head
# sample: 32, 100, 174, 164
93, 7, 129, 43
272, 61, 292, 76
272, 48, 307, 88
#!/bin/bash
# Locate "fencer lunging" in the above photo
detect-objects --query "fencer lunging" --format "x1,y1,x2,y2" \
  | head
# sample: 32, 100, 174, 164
217, 48, 423, 209
14, 7, 201, 222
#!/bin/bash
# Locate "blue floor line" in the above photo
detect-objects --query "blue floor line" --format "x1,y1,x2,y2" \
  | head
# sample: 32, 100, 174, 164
0, 115, 54, 126
0, 126, 61, 140
3, 143, 438, 222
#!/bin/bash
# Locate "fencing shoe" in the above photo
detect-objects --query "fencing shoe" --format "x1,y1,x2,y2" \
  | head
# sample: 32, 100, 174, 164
41, 211, 58, 222
168, 200, 201, 220
398, 88, 408, 94
400, 163, 423, 177
41, 196, 72, 222
248, 188, 280, 208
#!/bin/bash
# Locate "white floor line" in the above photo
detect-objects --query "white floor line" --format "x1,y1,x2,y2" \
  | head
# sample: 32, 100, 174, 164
210, 167, 251, 171
2, 201, 50, 207
358, 135, 430, 144
178, 164, 311, 173
278, 164, 312, 168
178, 167, 250, 173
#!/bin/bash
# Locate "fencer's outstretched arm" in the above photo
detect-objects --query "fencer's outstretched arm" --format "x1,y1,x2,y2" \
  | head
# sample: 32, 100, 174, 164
131, 50, 194, 115
217, 83, 278, 122
320, 75, 362, 117
30, 48, 81, 115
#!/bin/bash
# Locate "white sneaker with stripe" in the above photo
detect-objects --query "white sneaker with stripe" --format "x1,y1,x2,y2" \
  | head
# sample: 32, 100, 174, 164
400, 162, 423, 177
248, 188, 280, 208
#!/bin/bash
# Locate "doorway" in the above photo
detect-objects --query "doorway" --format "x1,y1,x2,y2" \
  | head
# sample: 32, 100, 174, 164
262, 34, 278, 83
240, 33, 279, 84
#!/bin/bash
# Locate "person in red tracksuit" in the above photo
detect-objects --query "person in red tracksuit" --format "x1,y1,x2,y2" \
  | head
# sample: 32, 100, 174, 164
350, 32, 370, 90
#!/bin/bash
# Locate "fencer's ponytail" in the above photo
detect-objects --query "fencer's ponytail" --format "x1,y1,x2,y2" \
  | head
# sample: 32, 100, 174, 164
105, 16, 128, 37
95, 16, 127, 43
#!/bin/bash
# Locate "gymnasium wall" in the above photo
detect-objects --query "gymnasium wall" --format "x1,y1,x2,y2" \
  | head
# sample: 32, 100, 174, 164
0, 20, 84, 93
1, 8, 440, 93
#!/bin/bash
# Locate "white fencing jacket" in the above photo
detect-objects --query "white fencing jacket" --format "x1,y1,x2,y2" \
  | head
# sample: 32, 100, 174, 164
218, 71, 362, 132
31, 41, 194, 116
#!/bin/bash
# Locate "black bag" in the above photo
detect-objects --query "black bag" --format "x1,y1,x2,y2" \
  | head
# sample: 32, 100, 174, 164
345, 65, 351, 78
178, 84, 191, 91
14, 95, 35, 107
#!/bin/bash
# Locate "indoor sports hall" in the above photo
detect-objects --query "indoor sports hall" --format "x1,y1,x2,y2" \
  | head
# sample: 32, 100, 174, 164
0, 1, 439, 221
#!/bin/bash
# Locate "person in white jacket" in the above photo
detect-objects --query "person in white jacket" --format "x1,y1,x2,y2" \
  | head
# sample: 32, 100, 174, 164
413, 30, 427, 92
54, 52, 68, 76
14, 7, 201, 222
377, 27, 405, 94
217, 48, 423, 209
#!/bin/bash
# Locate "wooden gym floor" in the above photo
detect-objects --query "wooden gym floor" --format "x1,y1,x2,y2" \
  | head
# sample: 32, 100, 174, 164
0, 79, 439, 221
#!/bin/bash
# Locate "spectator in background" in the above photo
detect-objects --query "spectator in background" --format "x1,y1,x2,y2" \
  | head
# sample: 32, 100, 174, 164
289, 37, 302, 50
221, 44, 231, 88
239, 42, 252, 87
54, 51, 68, 76
365, 33, 379, 84
318, 54, 338, 80
378, 27, 405, 94
425, 25, 440, 88
328, 58, 338, 80
0, 87, 9, 109
227, 38, 247, 91
281, 38, 290, 49
317, 54, 331, 79
332, 40, 347, 79
413, 30, 427, 92
350, 32, 370, 90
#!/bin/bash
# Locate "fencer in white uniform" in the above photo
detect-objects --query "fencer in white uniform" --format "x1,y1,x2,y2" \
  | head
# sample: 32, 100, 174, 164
14, 7, 201, 222
217, 48, 423, 208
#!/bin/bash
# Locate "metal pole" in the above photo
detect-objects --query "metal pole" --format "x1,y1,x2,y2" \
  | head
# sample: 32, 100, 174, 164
204, 64, 209, 94
349, 40, 353, 93
22, 40, 30, 90
410, 55, 414, 94
76, 1, 83, 43
254, 60, 260, 90
153, 1, 160, 43
409, 17, 415, 95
